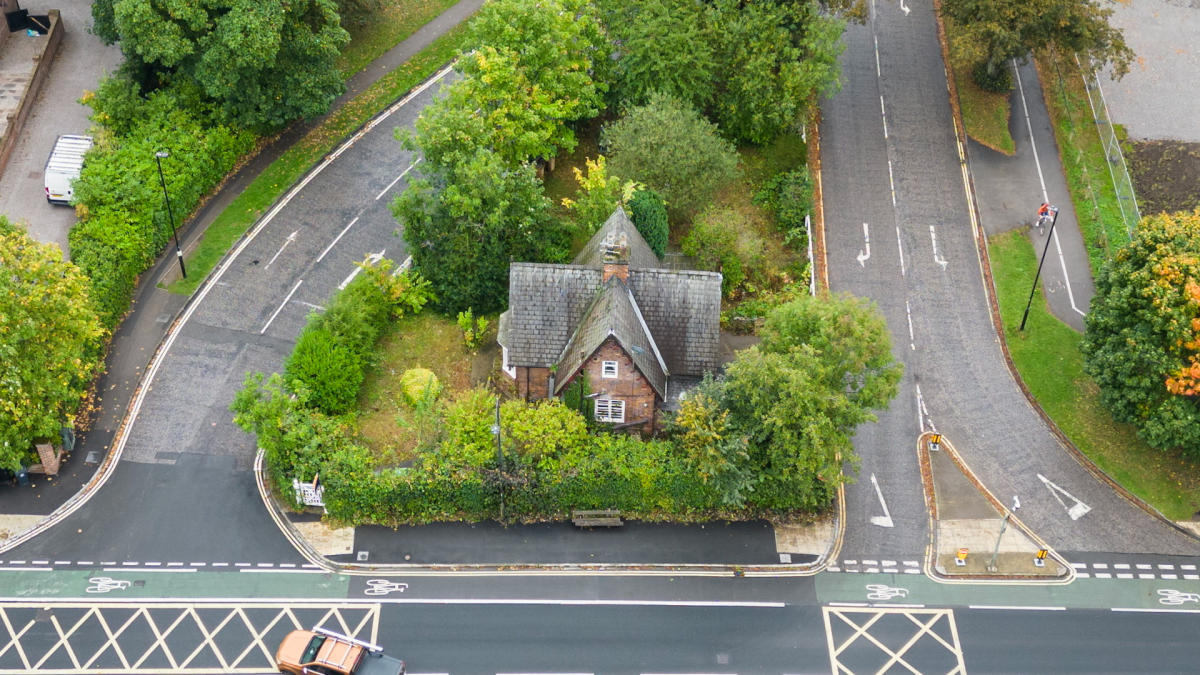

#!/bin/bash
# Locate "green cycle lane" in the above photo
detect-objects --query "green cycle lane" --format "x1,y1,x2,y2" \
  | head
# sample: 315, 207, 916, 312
816, 572, 1200, 611
0, 568, 351, 600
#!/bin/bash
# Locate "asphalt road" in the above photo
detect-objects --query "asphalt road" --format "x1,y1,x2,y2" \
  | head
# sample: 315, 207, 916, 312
820, 0, 1200, 558
2, 63, 451, 566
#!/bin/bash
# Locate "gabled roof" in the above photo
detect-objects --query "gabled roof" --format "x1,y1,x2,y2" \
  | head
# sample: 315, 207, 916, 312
553, 277, 667, 397
498, 207, 722, 384
572, 207, 661, 269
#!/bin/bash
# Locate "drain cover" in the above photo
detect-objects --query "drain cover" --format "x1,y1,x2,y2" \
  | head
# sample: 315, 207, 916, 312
356, 551, 369, 562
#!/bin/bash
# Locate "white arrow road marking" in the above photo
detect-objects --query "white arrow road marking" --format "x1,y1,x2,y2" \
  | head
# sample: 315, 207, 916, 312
870, 473, 894, 528
264, 230, 298, 269
857, 222, 871, 266
900, 0, 911, 15
339, 249, 387, 290
1037, 473, 1092, 520
929, 225, 948, 269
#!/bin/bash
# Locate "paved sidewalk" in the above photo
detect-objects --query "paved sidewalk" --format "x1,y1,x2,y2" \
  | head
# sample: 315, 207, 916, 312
967, 59, 1095, 332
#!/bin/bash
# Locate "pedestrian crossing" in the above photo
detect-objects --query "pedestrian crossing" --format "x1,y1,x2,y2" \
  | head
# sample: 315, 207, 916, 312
1070, 561, 1199, 580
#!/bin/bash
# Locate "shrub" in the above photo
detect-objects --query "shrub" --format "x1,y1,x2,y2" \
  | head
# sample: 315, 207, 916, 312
456, 309, 490, 351
400, 368, 442, 407
603, 92, 739, 220
754, 169, 813, 250
681, 207, 766, 296
628, 188, 669, 258
285, 326, 365, 415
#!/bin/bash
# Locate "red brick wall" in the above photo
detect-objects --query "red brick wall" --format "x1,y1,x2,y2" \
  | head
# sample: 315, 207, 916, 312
577, 337, 658, 435
515, 366, 551, 401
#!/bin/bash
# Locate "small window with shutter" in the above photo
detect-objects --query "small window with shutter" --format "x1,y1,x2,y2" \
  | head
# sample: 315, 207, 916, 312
601, 360, 619, 378
594, 398, 625, 423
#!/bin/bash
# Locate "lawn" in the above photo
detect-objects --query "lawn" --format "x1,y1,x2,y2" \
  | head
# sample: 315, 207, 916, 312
355, 312, 497, 465
1034, 48, 1133, 278
337, 0, 461, 77
989, 230, 1200, 521
169, 13, 475, 296
943, 19, 1015, 155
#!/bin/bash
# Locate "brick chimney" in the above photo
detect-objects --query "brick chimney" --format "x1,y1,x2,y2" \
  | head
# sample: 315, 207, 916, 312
601, 232, 629, 282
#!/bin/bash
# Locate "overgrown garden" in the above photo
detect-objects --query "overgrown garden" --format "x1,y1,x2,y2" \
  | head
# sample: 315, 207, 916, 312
228, 0, 910, 524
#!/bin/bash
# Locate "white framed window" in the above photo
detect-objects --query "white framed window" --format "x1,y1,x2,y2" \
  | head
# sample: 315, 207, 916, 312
594, 398, 625, 423
502, 346, 516, 379
601, 360, 619, 378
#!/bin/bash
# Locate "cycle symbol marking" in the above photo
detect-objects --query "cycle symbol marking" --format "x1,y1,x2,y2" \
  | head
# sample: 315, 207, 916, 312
1157, 589, 1200, 606
866, 584, 909, 601
364, 579, 409, 596
86, 577, 132, 594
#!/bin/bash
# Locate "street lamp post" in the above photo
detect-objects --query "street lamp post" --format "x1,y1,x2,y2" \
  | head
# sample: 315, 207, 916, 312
153, 151, 186, 280
1018, 207, 1059, 331
986, 495, 1020, 573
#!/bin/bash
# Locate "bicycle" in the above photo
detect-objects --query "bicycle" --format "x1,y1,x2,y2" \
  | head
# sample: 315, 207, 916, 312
1036, 205, 1058, 236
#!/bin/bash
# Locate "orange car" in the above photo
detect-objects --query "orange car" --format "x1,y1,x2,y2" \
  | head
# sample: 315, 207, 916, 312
276, 626, 405, 675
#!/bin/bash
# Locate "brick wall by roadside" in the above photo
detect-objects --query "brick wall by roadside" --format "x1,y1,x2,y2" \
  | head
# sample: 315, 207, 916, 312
0, 9, 62, 178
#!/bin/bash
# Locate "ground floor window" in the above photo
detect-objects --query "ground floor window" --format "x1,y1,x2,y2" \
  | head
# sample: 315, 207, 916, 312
594, 398, 625, 423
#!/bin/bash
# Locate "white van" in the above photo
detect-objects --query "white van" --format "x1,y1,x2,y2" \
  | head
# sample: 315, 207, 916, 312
44, 134, 93, 205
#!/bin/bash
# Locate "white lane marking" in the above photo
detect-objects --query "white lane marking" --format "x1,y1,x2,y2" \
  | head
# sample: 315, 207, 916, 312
1077, 572, 1090, 578
1050, 225, 1086, 316
376, 158, 422, 201
1113, 607, 1200, 614
857, 222, 871, 266
1094, 563, 1109, 569
1157, 564, 1175, 570
1071, 562, 1088, 569
1036, 473, 1092, 520
905, 300, 915, 350
239, 568, 328, 574
316, 216, 360, 263
264, 229, 298, 269
102, 567, 196, 573
874, 35, 882, 78
869, 473, 894, 528
1117, 573, 1133, 579
1114, 563, 1130, 569
899, 0, 911, 15
895, 226, 906, 276
828, 602, 870, 607
0, 567, 51, 571
260, 279, 304, 335
969, 605, 1066, 611
1139, 573, 1156, 579
929, 225, 948, 269
1095, 572, 1112, 578
887, 160, 897, 206
1181, 564, 1197, 571
365, 599, 785, 608
880, 96, 889, 139
915, 383, 935, 433
339, 249, 386, 290
863, 559, 878, 565
1136, 564, 1152, 570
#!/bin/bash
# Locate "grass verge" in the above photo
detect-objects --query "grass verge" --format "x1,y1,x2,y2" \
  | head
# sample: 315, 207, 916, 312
1034, 49, 1133, 278
337, 0, 460, 77
943, 19, 1014, 155
989, 230, 1200, 520
168, 20, 473, 296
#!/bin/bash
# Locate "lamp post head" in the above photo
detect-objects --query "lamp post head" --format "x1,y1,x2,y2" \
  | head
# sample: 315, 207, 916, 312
155, 151, 169, 159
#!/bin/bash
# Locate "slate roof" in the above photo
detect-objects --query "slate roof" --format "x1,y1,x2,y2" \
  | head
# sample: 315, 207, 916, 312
572, 207, 661, 269
498, 207, 723, 385
553, 278, 668, 397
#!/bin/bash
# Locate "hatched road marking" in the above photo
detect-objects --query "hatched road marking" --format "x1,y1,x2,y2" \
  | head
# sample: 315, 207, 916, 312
0, 601, 379, 673
823, 606, 965, 674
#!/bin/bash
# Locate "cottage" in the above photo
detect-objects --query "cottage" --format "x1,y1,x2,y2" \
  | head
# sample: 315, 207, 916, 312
497, 208, 722, 434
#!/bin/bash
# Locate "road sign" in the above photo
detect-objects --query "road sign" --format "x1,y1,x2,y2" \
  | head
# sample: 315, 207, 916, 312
955, 548, 968, 567
1034, 549, 1048, 567
929, 434, 942, 451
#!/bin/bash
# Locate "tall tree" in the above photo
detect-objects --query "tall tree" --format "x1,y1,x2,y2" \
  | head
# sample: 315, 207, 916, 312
1082, 210, 1200, 456
393, 149, 568, 314
0, 219, 105, 472
940, 0, 1133, 91
600, 0, 715, 109
603, 92, 740, 220
707, 0, 843, 145
92, 0, 349, 130
709, 293, 902, 510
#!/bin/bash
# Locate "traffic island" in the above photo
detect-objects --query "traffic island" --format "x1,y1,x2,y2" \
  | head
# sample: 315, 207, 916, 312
918, 432, 1070, 581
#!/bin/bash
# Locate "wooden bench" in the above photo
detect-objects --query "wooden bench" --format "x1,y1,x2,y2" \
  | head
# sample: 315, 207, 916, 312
571, 509, 623, 528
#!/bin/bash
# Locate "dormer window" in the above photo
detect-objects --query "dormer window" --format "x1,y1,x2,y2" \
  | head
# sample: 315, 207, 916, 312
601, 360, 619, 378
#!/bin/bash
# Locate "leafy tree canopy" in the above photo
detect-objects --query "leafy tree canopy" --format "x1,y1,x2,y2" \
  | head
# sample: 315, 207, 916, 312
941, 0, 1133, 91
675, 293, 902, 510
1082, 210, 1200, 455
603, 92, 740, 220
92, 0, 349, 130
628, 188, 669, 259
707, 0, 843, 145
393, 148, 568, 315
0, 219, 105, 472
599, 0, 715, 109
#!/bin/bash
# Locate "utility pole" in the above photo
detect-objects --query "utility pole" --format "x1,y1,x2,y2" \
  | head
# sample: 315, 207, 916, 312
987, 495, 1021, 573
154, 151, 187, 279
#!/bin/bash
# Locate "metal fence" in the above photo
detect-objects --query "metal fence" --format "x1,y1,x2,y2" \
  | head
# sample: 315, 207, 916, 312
1075, 53, 1142, 238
